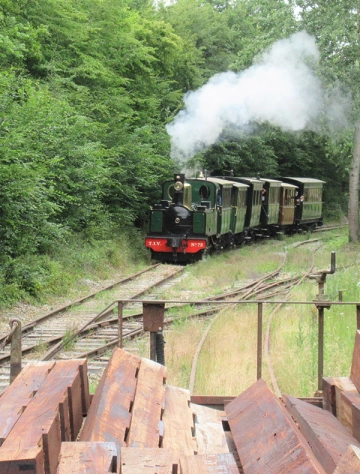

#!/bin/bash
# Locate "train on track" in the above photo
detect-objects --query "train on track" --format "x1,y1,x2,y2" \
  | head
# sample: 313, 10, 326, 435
145, 172, 325, 263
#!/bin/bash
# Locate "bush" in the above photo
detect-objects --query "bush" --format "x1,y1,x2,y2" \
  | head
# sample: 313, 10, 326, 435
0, 226, 149, 309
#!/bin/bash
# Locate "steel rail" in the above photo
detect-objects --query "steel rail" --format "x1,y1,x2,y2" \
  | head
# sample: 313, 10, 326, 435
0, 263, 161, 343
0, 264, 184, 375
263, 243, 324, 397
188, 253, 289, 394
40, 266, 186, 361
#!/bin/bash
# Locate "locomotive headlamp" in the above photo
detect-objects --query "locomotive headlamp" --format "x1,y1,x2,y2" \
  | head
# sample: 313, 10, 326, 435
174, 181, 183, 192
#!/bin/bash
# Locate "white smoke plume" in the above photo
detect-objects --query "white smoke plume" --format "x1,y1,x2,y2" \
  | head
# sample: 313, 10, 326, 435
166, 31, 351, 163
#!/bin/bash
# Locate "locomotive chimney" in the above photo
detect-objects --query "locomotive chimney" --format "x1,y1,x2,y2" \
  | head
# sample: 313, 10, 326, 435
173, 173, 185, 205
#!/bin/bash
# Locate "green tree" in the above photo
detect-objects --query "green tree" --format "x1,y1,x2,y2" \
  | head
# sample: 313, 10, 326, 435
0, 73, 110, 256
227, 0, 296, 71
292, 0, 360, 240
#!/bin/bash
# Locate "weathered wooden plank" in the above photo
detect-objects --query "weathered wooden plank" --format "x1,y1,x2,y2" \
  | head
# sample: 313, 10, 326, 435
180, 453, 239, 473
322, 377, 336, 415
334, 378, 357, 419
0, 361, 55, 446
67, 370, 84, 440
351, 330, 360, 392
225, 379, 326, 474
284, 394, 360, 474
162, 385, 196, 457
53, 360, 87, 442
190, 403, 229, 455
333, 444, 360, 473
321, 377, 357, 423
120, 447, 176, 473
190, 395, 236, 408
80, 348, 140, 447
57, 442, 117, 473
339, 390, 360, 442
127, 357, 167, 448
339, 390, 359, 434
0, 359, 86, 474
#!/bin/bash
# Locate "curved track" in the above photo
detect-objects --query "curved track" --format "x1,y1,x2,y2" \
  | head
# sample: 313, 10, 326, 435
188, 239, 325, 395
0, 264, 186, 390
188, 254, 290, 393
263, 241, 324, 397
1, 226, 344, 392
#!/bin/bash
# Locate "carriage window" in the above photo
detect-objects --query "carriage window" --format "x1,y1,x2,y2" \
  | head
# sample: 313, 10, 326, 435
284, 189, 295, 206
253, 190, 261, 206
305, 188, 321, 202
199, 185, 210, 200
222, 188, 231, 207
269, 187, 280, 204
238, 190, 247, 207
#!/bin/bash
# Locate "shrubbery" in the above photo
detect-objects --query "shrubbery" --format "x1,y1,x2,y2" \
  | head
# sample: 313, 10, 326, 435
0, 227, 149, 308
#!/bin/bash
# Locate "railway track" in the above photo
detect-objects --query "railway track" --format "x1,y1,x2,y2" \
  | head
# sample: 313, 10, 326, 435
188, 239, 325, 394
0, 229, 344, 392
263, 241, 324, 397
314, 223, 348, 233
0, 264, 187, 390
188, 254, 291, 393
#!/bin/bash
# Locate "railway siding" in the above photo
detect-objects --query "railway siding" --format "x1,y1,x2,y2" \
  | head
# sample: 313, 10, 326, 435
0, 264, 186, 391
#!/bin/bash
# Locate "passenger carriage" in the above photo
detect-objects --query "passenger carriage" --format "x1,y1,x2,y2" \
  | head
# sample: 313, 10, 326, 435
145, 173, 325, 263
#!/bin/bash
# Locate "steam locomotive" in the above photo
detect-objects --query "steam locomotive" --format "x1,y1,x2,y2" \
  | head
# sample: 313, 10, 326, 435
145, 173, 325, 263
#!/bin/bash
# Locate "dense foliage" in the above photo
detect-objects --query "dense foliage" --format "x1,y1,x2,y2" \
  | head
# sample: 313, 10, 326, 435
0, 0, 358, 302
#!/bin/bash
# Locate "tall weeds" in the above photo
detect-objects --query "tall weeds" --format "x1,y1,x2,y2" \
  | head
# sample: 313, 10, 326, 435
164, 228, 360, 397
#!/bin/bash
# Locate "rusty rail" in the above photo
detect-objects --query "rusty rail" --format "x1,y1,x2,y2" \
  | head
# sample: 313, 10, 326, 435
122, 294, 359, 394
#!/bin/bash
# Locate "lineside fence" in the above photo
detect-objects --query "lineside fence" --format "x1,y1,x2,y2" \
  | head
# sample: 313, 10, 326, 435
117, 297, 360, 392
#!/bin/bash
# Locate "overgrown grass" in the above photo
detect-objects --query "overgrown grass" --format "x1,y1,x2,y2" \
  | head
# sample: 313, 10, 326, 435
164, 317, 208, 388
0, 226, 149, 309
159, 242, 284, 301
62, 325, 78, 351
163, 228, 360, 397
266, 232, 360, 396
195, 307, 258, 396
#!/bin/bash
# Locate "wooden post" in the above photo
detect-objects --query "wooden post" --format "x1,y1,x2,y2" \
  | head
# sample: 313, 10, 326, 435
357, 305, 360, 330
257, 303, 263, 380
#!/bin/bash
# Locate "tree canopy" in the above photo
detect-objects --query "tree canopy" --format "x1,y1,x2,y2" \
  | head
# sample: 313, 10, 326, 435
0, 0, 359, 262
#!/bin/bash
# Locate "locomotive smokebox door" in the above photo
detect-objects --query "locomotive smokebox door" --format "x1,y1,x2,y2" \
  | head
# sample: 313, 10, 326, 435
143, 303, 165, 332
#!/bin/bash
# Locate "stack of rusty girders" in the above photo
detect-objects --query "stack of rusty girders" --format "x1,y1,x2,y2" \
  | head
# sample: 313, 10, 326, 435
77, 347, 237, 473
0, 348, 236, 473
225, 331, 360, 473
0, 359, 90, 472
2, 331, 360, 472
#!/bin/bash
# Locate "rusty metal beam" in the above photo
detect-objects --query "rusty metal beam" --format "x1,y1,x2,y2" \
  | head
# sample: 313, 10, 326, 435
257, 303, 263, 380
